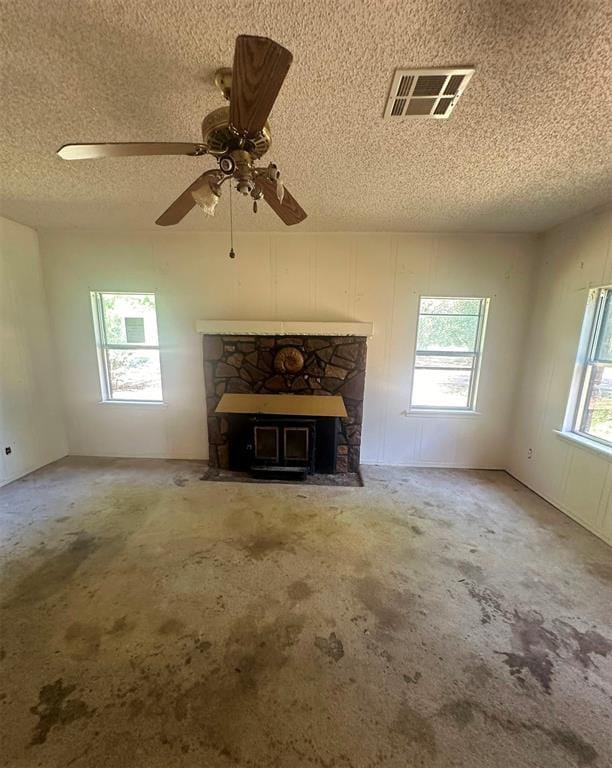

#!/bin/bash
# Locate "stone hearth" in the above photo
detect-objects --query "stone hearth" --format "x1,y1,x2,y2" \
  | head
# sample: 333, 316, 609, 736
203, 335, 367, 472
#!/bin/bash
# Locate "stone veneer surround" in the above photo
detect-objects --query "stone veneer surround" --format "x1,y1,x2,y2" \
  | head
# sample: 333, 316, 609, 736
203, 335, 367, 473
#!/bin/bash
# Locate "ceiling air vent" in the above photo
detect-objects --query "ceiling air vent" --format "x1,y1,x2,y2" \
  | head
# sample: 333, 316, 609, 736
384, 68, 474, 119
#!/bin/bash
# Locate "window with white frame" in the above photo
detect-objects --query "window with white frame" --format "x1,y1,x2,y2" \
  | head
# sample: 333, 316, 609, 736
91, 292, 163, 402
569, 286, 612, 446
410, 296, 489, 410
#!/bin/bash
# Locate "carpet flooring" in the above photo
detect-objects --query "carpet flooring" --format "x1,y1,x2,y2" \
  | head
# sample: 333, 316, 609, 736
1, 457, 611, 767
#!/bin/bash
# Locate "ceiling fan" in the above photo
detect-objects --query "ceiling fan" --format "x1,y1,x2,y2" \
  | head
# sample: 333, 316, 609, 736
57, 35, 307, 227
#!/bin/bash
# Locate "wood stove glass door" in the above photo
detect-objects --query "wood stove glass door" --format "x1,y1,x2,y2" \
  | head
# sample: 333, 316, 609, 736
284, 427, 309, 463
254, 426, 279, 462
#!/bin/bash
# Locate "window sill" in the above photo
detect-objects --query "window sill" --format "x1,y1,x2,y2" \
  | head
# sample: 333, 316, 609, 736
98, 400, 168, 407
554, 430, 612, 461
402, 409, 481, 418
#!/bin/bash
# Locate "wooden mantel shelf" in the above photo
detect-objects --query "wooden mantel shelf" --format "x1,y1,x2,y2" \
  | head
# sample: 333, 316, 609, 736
196, 320, 373, 337
216, 393, 347, 418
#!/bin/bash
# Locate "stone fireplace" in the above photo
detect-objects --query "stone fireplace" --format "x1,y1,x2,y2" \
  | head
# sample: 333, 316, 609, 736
200, 321, 371, 474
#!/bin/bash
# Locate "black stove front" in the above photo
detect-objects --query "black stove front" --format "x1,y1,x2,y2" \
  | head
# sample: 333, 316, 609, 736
226, 414, 339, 477
252, 417, 315, 474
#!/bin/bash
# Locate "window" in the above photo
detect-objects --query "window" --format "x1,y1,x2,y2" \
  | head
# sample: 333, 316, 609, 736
410, 296, 489, 410
570, 286, 612, 446
91, 292, 163, 403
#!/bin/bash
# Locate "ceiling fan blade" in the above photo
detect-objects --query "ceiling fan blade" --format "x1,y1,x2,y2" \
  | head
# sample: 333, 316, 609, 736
258, 177, 307, 225
155, 171, 220, 226
229, 35, 293, 137
57, 142, 207, 160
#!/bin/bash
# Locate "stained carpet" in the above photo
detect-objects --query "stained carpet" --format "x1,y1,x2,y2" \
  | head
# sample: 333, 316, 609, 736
1, 457, 611, 767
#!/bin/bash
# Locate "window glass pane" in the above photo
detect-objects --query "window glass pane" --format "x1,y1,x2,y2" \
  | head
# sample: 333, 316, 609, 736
101, 293, 158, 345
412, 369, 471, 408
107, 349, 163, 401
417, 314, 479, 352
594, 292, 612, 363
420, 297, 482, 315
415, 354, 474, 369
580, 365, 612, 442
410, 295, 487, 410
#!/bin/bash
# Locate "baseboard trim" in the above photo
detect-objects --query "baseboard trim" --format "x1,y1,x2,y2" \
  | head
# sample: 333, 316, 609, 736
360, 460, 505, 470
0, 452, 69, 488
67, 451, 208, 462
506, 471, 611, 547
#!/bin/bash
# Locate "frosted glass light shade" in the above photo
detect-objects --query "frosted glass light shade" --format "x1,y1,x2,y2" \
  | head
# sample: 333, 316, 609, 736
191, 180, 220, 216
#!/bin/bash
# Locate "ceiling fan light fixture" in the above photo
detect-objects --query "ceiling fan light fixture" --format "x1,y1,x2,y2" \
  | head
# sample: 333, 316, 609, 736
57, 35, 307, 227
191, 179, 220, 216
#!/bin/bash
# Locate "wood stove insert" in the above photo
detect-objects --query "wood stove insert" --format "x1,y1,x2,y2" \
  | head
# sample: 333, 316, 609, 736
216, 394, 345, 477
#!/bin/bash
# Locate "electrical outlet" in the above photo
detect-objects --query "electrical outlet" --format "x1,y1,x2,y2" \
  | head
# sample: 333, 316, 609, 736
4, 446, 11, 455
527, 448, 533, 459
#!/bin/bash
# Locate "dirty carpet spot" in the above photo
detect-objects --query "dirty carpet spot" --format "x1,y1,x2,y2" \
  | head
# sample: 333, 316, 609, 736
554, 620, 612, 669
440, 698, 597, 766
287, 580, 313, 601
394, 703, 437, 757
64, 622, 102, 660
314, 632, 344, 662
4, 534, 99, 607
498, 610, 560, 694
465, 583, 510, 625
29, 679, 94, 746
158, 618, 186, 635
353, 576, 414, 634
240, 531, 300, 560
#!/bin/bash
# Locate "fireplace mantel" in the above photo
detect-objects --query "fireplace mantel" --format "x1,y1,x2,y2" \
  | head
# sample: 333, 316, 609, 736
216, 393, 348, 418
196, 320, 373, 337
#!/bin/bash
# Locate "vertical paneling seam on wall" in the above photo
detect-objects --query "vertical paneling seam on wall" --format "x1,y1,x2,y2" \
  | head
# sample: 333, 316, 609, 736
505, 236, 538, 471
39, 234, 69, 457
348, 236, 357, 318
556, 281, 575, 507
5, 263, 38, 477
535, 273, 564, 489
599, 465, 611, 529
603, 215, 612, 285
312, 236, 319, 315
269, 234, 278, 319
595, 462, 612, 532
309, 241, 316, 317
559, 448, 572, 509
380, 237, 399, 464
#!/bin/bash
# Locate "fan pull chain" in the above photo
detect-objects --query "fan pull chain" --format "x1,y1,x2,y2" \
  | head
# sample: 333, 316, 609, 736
228, 181, 236, 259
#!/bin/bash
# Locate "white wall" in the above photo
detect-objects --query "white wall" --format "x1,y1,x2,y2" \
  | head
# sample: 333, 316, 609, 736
509, 207, 612, 545
0, 217, 67, 485
40, 229, 535, 468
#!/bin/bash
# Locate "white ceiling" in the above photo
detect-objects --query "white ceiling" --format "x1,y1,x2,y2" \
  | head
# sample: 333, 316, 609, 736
1, 0, 610, 233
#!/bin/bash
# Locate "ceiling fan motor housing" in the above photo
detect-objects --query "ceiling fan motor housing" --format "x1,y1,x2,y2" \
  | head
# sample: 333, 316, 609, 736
201, 107, 271, 159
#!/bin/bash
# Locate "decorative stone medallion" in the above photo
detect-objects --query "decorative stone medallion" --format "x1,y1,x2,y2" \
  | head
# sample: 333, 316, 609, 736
273, 346, 304, 374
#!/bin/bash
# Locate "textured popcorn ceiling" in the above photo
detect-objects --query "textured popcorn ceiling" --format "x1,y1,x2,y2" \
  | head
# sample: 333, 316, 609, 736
1, 0, 611, 233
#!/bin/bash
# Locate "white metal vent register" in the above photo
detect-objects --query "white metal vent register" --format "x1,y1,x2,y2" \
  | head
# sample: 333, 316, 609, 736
384, 68, 474, 119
